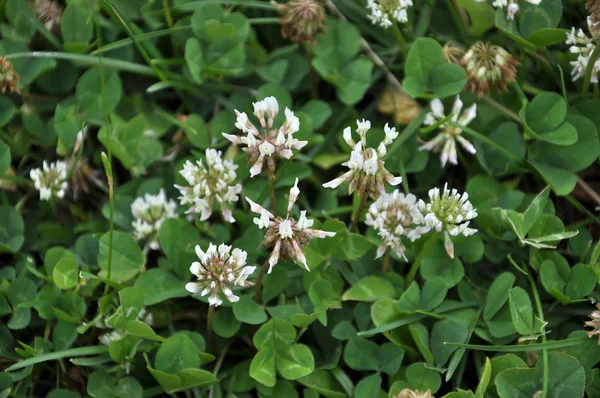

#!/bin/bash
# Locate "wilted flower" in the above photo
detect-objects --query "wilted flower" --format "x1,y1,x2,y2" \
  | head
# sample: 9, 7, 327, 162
461, 41, 519, 97
30, 0, 63, 31
366, 0, 413, 28
131, 189, 177, 251
185, 243, 256, 307
420, 96, 477, 168
377, 88, 422, 125
223, 96, 307, 178
413, 184, 478, 257
481, 0, 541, 20
585, 303, 600, 343
175, 148, 242, 223
443, 41, 465, 64
394, 389, 434, 398
247, 178, 336, 273
0, 56, 20, 94
272, 0, 327, 44
30, 160, 68, 200
566, 19, 600, 83
322, 120, 402, 199
69, 129, 105, 199
587, 0, 600, 37
365, 190, 430, 259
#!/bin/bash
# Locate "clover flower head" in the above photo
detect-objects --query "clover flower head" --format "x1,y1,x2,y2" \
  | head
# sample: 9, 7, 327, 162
413, 184, 478, 256
585, 303, 600, 343
587, 0, 600, 37
185, 243, 256, 307
366, 0, 413, 29
566, 18, 600, 82
272, 0, 327, 44
484, 0, 541, 20
247, 178, 336, 274
323, 120, 402, 199
223, 96, 307, 178
30, 160, 68, 201
131, 189, 177, 251
461, 41, 520, 97
174, 148, 242, 223
365, 190, 430, 260
0, 56, 20, 94
394, 389, 435, 398
443, 41, 466, 64
420, 96, 477, 167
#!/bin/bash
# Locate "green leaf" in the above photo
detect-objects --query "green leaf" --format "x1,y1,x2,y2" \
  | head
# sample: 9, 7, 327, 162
233, 295, 268, 325
343, 337, 380, 371
431, 320, 469, 367
53, 258, 79, 290
75, 67, 122, 122
404, 38, 445, 90
565, 263, 596, 300
456, 0, 495, 35
495, 368, 540, 398
342, 276, 396, 302
250, 347, 276, 387
519, 0, 562, 38
133, 268, 188, 305
298, 370, 347, 398
526, 28, 569, 48
530, 161, 577, 196
406, 362, 442, 393
0, 140, 10, 176
277, 343, 314, 380
0, 97, 16, 127
98, 231, 144, 282
354, 373, 381, 397
483, 272, 515, 321
185, 38, 204, 83
61, 5, 94, 46
475, 357, 492, 398
155, 334, 201, 374
508, 287, 534, 336
213, 307, 241, 338
525, 92, 567, 134
378, 343, 405, 375
159, 218, 200, 278
421, 277, 449, 311
126, 320, 165, 342
0, 205, 25, 253
428, 63, 467, 98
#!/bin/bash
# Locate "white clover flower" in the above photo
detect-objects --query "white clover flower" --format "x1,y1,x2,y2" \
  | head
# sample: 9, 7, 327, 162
247, 178, 336, 273
175, 148, 242, 223
223, 96, 307, 178
131, 189, 177, 251
185, 243, 256, 307
99, 330, 124, 346
412, 184, 478, 257
479, 0, 541, 20
566, 18, 600, 83
366, 0, 413, 28
322, 120, 402, 199
420, 96, 477, 167
30, 160, 68, 201
365, 190, 430, 260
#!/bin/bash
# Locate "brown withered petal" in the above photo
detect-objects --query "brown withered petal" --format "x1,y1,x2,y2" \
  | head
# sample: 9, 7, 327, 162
443, 41, 465, 64
585, 302, 600, 344
30, 0, 63, 32
461, 41, 520, 98
394, 389, 435, 398
377, 88, 422, 125
0, 56, 20, 95
272, 0, 327, 44
70, 158, 106, 200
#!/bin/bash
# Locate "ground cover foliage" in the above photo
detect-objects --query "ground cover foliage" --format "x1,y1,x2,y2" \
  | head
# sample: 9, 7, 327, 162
1, 0, 600, 397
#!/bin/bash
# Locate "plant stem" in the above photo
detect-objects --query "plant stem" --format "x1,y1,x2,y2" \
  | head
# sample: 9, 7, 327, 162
248, 17, 281, 25
162, 0, 178, 57
253, 260, 270, 303
269, 175, 278, 216
207, 305, 216, 354
481, 96, 522, 124
391, 22, 408, 58
350, 194, 368, 233
382, 248, 391, 272
526, 269, 548, 398
405, 233, 438, 289
583, 42, 600, 99
444, 0, 468, 38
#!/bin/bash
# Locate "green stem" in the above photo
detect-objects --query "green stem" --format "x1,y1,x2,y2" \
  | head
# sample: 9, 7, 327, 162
162, 0, 179, 57
269, 175, 278, 216
583, 42, 600, 99
248, 17, 281, 25
382, 248, 391, 273
405, 233, 438, 289
481, 96, 522, 124
444, 0, 468, 38
207, 305, 216, 354
526, 269, 548, 398
350, 194, 368, 233
253, 260, 270, 303
102, 0, 169, 82
391, 22, 408, 58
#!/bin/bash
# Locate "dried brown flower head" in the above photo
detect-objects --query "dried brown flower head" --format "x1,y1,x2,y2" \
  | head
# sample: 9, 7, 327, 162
461, 41, 520, 97
30, 0, 63, 31
394, 389, 434, 398
587, 0, 600, 38
585, 303, 600, 343
443, 41, 465, 64
272, 0, 327, 44
377, 88, 422, 125
0, 57, 20, 94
